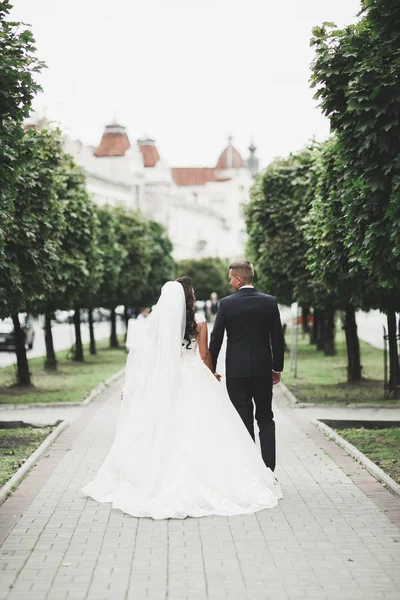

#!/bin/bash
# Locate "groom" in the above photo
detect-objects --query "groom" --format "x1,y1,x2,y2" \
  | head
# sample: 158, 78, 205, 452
209, 261, 284, 471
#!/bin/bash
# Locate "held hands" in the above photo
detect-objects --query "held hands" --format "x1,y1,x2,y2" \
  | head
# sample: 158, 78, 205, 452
272, 371, 281, 385
214, 373, 222, 382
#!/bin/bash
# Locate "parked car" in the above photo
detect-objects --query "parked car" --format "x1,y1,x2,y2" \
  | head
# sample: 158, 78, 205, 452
54, 310, 70, 324
92, 308, 111, 322
115, 305, 125, 319
0, 315, 35, 351
67, 309, 88, 324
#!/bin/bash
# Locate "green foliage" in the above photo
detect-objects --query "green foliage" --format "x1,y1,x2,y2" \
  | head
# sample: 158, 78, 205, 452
0, 336, 126, 404
112, 207, 151, 307
305, 137, 379, 309
43, 154, 102, 312
93, 206, 126, 309
176, 257, 231, 300
283, 326, 392, 404
0, 426, 53, 488
335, 427, 400, 485
311, 1, 400, 290
0, 127, 65, 317
245, 145, 322, 306
139, 220, 174, 307
0, 1, 45, 261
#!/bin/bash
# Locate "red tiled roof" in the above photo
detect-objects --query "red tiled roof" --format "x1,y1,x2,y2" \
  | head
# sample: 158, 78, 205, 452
139, 143, 160, 167
171, 168, 219, 186
94, 124, 130, 157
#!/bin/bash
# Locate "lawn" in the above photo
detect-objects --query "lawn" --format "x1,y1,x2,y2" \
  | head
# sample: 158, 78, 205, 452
0, 425, 55, 488
0, 336, 127, 404
335, 427, 400, 485
283, 328, 400, 405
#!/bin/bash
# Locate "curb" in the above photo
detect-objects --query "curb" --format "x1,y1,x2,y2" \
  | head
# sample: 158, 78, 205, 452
0, 420, 69, 506
313, 418, 400, 500
279, 382, 400, 410
0, 367, 125, 411
295, 402, 400, 409
81, 367, 125, 406
279, 381, 299, 406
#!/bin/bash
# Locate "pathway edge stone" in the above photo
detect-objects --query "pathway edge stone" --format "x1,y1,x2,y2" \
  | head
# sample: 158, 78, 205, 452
0, 367, 126, 411
313, 418, 400, 499
0, 420, 69, 506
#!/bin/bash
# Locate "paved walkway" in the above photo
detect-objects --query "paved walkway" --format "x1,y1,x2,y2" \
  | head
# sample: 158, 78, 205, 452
0, 379, 399, 600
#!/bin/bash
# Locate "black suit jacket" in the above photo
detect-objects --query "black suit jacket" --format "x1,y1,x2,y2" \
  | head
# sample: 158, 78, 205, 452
209, 288, 284, 378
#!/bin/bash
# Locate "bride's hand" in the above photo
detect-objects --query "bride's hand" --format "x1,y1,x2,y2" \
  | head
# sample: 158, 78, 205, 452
214, 373, 222, 382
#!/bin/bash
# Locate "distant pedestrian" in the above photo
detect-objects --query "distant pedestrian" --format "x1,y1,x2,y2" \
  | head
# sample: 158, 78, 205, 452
136, 307, 149, 321
207, 292, 219, 325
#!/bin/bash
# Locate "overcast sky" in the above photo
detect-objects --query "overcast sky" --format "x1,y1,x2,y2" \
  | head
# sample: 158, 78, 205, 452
11, 0, 360, 168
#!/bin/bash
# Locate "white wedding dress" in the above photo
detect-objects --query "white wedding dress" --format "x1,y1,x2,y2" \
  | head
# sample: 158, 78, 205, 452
82, 282, 282, 519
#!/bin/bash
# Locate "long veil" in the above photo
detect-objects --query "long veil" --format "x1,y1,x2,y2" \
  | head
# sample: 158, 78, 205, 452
117, 281, 186, 435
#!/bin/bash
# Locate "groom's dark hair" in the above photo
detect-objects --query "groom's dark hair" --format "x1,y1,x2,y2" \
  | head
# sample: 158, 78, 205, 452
229, 260, 254, 284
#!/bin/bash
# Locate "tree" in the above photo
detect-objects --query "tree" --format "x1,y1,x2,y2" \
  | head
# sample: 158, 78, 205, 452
175, 257, 232, 301
58, 157, 102, 362
305, 137, 377, 380
110, 208, 151, 347
138, 220, 175, 307
89, 206, 126, 354
245, 145, 337, 355
39, 153, 103, 366
311, 0, 400, 394
0, 127, 65, 385
0, 1, 45, 263
246, 147, 320, 303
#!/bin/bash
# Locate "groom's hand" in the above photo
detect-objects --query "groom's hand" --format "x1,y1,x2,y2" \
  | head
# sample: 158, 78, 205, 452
214, 373, 222, 382
272, 370, 281, 385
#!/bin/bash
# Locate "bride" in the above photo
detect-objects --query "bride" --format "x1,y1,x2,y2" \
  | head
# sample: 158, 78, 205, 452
82, 277, 282, 519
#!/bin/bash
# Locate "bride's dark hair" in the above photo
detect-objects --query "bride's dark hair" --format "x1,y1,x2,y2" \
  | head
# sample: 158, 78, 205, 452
176, 276, 198, 348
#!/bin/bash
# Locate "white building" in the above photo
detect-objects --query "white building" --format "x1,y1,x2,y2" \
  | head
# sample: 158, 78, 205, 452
67, 123, 259, 261
65, 124, 145, 211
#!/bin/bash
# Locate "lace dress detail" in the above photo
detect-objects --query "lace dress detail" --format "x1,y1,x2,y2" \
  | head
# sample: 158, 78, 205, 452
82, 311, 282, 519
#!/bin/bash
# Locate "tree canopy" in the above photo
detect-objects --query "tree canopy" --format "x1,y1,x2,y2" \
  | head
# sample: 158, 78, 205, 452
176, 257, 232, 300
0, 0, 45, 261
245, 145, 321, 307
0, 127, 65, 318
311, 0, 400, 291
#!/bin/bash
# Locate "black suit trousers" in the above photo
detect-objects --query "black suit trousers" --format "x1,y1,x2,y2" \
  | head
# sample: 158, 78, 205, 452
226, 376, 275, 471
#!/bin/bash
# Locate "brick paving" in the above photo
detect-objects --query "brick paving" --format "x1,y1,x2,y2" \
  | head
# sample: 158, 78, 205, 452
0, 379, 399, 600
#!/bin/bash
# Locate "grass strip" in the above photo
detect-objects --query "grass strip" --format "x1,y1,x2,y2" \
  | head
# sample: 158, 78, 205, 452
0, 336, 126, 404
0, 426, 55, 487
283, 328, 400, 405
335, 427, 400, 485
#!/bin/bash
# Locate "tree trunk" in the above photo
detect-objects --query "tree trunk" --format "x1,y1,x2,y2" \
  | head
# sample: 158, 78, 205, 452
73, 308, 84, 362
311, 309, 319, 345
301, 305, 310, 336
12, 313, 32, 386
110, 307, 119, 348
387, 310, 399, 399
398, 314, 400, 384
44, 312, 57, 370
88, 308, 97, 355
317, 310, 325, 351
324, 309, 336, 356
124, 305, 129, 343
343, 305, 362, 382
